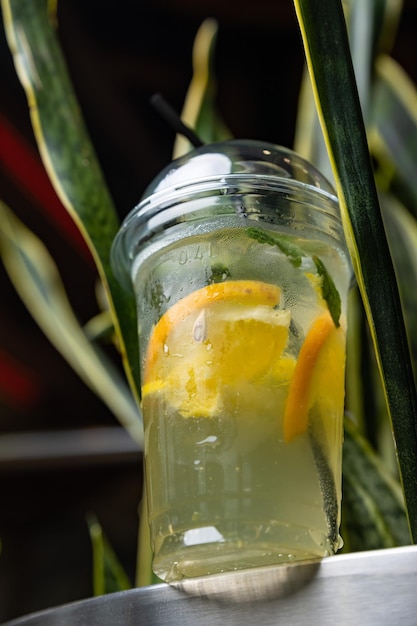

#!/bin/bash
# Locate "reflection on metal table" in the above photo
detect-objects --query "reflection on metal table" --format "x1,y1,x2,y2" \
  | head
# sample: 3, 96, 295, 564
3, 545, 417, 626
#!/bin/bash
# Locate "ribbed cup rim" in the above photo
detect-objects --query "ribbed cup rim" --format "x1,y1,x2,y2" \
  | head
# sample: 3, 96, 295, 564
111, 173, 342, 288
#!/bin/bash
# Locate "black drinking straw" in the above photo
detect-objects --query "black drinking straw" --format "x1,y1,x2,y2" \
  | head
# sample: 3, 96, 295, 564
150, 93, 204, 148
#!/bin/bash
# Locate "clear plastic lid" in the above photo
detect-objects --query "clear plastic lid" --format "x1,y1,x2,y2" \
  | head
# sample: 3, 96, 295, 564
111, 140, 341, 284
142, 139, 336, 199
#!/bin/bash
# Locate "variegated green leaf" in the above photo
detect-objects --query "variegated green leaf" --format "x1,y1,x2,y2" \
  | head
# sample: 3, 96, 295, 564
345, 0, 376, 120
87, 515, 132, 596
381, 193, 417, 381
295, 0, 402, 176
368, 0, 404, 56
1, 0, 141, 404
345, 287, 393, 460
294, 66, 332, 179
376, 193, 417, 471
173, 18, 232, 158
345, 288, 367, 433
342, 415, 410, 552
0, 201, 144, 449
83, 310, 115, 343
346, 0, 403, 110
371, 54, 417, 217
293, 0, 417, 541
135, 486, 162, 587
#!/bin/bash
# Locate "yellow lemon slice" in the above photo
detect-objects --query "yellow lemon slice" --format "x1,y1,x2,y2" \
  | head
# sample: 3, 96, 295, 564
283, 311, 346, 443
142, 280, 290, 418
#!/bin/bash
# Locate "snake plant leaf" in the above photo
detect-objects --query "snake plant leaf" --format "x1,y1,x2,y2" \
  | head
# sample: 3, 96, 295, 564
294, 67, 333, 181
173, 18, 232, 158
344, 288, 367, 433
381, 193, 417, 382
293, 0, 417, 542
345, 0, 376, 121
294, 0, 402, 177
377, 193, 417, 469
0, 201, 144, 449
370, 55, 417, 217
87, 515, 132, 596
342, 0, 403, 449
1, 0, 141, 404
135, 485, 163, 587
369, 0, 404, 56
345, 286, 394, 462
346, 0, 404, 114
83, 310, 115, 343
342, 415, 410, 552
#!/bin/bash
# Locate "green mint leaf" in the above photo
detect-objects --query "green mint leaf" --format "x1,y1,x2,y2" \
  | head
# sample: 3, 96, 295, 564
246, 227, 304, 267
313, 256, 341, 327
208, 263, 231, 284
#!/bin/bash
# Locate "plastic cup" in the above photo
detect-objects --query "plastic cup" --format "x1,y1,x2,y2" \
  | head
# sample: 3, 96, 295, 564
111, 139, 352, 582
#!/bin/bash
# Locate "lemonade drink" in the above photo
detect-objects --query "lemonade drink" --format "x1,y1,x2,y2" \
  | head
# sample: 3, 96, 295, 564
134, 225, 350, 582
111, 140, 351, 582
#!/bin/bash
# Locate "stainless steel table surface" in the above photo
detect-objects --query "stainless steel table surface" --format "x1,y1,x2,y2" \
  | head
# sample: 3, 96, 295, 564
3, 545, 417, 625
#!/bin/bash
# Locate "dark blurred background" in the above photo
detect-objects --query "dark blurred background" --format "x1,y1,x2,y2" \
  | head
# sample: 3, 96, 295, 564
0, 1, 417, 621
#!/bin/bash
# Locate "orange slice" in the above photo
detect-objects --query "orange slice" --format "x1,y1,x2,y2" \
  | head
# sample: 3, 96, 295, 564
283, 311, 345, 443
143, 280, 281, 382
142, 280, 291, 419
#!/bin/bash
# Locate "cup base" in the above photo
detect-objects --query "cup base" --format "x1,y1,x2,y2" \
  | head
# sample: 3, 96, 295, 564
152, 524, 339, 583
172, 556, 322, 603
